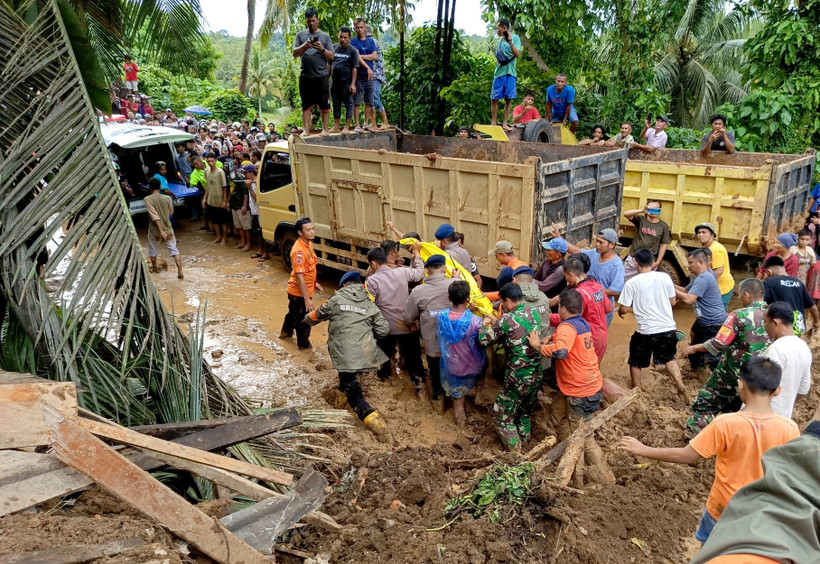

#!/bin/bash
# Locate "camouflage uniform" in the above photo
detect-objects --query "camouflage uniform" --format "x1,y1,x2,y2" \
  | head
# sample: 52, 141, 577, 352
686, 301, 771, 438
479, 302, 542, 449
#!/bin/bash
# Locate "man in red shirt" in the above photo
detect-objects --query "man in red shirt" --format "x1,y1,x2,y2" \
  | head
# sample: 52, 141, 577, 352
549, 255, 611, 362
512, 91, 540, 125
280, 217, 323, 349
123, 54, 139, 94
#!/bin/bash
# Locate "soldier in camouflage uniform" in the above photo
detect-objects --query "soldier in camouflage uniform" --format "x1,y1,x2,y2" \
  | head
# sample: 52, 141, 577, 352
479, 282, 542, 450
682, 278, 771, 438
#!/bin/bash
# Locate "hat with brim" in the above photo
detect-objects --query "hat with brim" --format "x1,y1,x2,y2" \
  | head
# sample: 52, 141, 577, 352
425, 254, 446, 268
599, 228, 619, 244
541, 237, 568, 254
340, 271, 361, 285
489, 240, 514, 255
694, 222, 717, 236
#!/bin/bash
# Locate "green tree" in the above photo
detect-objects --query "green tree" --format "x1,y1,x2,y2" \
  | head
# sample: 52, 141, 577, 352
652, 0, 755, 128
204, 89, 255, 122
238, 0, 256, 94
244, 47, 281, 115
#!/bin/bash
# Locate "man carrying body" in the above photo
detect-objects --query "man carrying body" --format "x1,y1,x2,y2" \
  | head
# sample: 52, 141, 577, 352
489, 19, 521, 131
350, 18, 378, 131
761, 255, 820, 336
555, 225, 624, 326
695, 222, 735, 309
618, 249, 682, 391
435, 223, 482, 288
292, 8, 334, 135
603, 122, 634, 147
545, 74, 578, 133
632, 115, 669, 153
280, 217, 323, 349
675, 249, 728, 372
534, 237, 568, 299
366, 247, 428, 396
512, 91, 540, 125
329, 26, 359, 133
144, 178, 183, 280
305, 271, 389, 437
479, 283, 542, 450
682, 278, 771, 437
622, 200, 670, 281
404, 254, 456, 411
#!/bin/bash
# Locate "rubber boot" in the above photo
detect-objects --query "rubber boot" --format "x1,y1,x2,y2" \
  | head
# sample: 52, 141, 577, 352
364, 411, 387, 437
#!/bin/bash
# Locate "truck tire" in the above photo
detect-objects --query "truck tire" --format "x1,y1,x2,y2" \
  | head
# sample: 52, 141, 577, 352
657, 259, 686, 286
280, 232, 298, 272
522, 119, 555, 144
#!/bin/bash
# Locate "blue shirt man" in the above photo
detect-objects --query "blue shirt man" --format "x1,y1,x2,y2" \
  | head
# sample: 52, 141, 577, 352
545, 74, 578, 132
350, 18, 378, 129
490, 18, 521, 131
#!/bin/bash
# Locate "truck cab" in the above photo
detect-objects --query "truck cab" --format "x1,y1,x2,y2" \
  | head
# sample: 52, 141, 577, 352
257, 141, 298, 267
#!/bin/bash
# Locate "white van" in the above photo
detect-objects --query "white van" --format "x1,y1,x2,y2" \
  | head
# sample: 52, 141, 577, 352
101, 123, 197, 215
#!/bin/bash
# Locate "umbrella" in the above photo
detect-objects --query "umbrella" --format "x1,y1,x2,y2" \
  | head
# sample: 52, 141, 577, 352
184, 105, 212, 115
105, 114, 127, 122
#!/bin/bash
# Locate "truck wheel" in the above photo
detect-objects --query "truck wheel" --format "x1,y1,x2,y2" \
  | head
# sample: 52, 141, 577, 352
657, 259, 686, 286
280, 232, 298, 272
522, 119, 555, 144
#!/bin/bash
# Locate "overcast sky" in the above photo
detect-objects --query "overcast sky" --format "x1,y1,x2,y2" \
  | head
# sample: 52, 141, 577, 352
199, 0, 490, 38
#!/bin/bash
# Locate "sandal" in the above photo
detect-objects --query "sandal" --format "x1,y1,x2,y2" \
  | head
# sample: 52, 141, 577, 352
251, 253, 263, 258
258, 256, 271, 262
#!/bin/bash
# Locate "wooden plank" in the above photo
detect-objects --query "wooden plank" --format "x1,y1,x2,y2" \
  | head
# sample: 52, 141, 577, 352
42, 405, 273, 564
78, 418, 293, 486
535, 388, 640, 469
0, 411, 299, 516
220, 469, 328, 554
0, 371, 78, 448
0, 450, 65, 486
128, 408, 302, 442
0, 538, 145, 564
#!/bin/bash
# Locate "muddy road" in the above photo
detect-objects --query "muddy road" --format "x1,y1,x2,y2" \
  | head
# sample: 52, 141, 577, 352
135, 219, 819, 563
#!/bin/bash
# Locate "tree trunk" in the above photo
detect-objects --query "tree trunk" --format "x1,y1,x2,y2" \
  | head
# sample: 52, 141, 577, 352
258, 95, 262, 119
436, 0, 456, 134
518, 32, 549, 72
238, 0, 255, 94
399, 0, 406, 130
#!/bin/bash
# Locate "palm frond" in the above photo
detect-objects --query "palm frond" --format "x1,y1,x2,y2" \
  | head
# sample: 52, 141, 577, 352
654, 52, 681, 95
259, 0, 290, 48
681, 58, 722, 127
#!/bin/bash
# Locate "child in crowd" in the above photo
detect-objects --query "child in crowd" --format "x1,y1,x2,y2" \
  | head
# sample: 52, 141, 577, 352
437, 280, 486, 426
621, 356, 799, 544
790, 228, 816, 285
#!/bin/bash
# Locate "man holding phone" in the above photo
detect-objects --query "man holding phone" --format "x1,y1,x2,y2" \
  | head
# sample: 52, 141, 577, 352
293, 8, 334, 136
632, 115, 669, 153
490, 18, 521, 131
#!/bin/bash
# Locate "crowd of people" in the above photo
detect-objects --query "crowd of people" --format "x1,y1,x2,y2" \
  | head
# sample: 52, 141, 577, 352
278, 200, 818, 546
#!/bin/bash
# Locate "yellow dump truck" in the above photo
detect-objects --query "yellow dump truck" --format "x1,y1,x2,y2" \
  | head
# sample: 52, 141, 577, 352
257, 130, 628, 276
621, 148, 818, 283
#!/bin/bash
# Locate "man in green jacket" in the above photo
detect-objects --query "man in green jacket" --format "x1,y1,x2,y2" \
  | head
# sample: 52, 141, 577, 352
305, 270, 389, 436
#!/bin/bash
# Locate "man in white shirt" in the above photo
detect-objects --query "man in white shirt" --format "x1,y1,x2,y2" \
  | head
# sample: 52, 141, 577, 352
762, 301, 812, 418
618, 249, 684, 392
632, 115, 669, 154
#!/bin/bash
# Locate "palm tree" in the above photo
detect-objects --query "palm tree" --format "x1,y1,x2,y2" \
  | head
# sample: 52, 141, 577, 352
653, 0, 758, 127
238, 0, 256, 94
246, 47, 280, 115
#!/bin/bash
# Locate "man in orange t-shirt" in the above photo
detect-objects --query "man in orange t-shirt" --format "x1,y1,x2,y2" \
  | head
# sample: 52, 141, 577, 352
529, 288, 603, 441
621, 356, 799, 545
484, 240, 528, 302
280, 217, 323, 349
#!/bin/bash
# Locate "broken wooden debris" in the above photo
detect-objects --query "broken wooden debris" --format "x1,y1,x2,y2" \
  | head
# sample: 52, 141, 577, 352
221, 469, 329, 554
555, 421, 587, 487
0, 538, 146, 564
274, 545, 314, 559
523, 434, 558, 462
144, 408, 302, 444
0, 371, 78, 448
78, 417, 293, 486
43, 404, 273, 564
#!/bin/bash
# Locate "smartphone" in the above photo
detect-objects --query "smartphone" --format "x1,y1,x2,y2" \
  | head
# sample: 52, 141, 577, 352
310, 36, 317, 43
503, 30, 510, 39
646, 112, 653, 123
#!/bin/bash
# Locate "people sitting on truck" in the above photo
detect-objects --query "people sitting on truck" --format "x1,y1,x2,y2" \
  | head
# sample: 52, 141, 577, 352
435, 223, 483, 288
760, 255, 820, 337
578, 125, 608, 146
622, 200, 671, 281
545, 74, 578, 133
534, 237, 568, 299
700, 114, 736, 157
512, 91, 540, 125
695, 222, 735, 310
632, 115, 669, 153
553, 225, 624, 326
458, 126, 471, 139
757, 233, 799, 279
490, 18, 521, 131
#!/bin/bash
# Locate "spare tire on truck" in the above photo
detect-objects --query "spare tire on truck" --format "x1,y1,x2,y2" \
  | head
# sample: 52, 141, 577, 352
522, 119, 555, 143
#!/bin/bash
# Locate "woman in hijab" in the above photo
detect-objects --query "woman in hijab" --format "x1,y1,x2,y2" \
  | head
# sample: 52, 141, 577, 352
757, 232, 799, 278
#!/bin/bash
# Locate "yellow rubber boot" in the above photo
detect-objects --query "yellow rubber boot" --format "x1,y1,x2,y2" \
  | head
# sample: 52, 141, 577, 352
363, 410, 387, 436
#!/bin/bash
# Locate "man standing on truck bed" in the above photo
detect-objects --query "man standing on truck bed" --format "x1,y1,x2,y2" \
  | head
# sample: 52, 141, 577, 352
489, 18, 521, 131
350, 18, 377, 132
622, 200, 670, 281
280, 217, 323, 350
695, 222, 735, 310
292, 8, 334, 135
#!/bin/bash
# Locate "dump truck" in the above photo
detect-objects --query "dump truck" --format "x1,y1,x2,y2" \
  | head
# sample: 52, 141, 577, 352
256, 130, 628, 277
621, 147, 818, 284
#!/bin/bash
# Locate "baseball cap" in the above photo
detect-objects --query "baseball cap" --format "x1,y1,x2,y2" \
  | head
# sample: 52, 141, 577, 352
489, 240, 514, 255
256, 133, 267, 141
459, 126, 469, 132
434, 223, 455, 240
424, 255, 446, 268
512, 265, 534, 278
657, 115, 670, 123
242, 164, 257, 173
694, 222, 717, 236
598, 228, 619, 244
339, 271, 361, 285
541, 237, 568, 254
